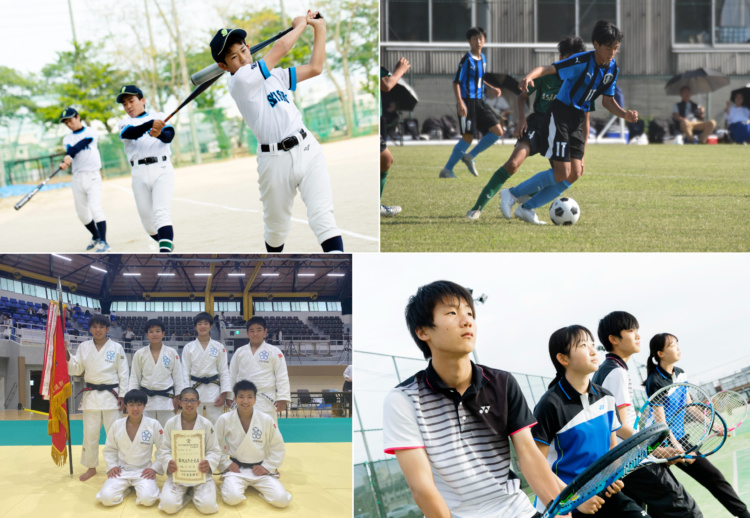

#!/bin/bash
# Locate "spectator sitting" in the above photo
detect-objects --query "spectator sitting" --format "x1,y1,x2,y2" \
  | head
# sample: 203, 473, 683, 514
673, 86, 716, 143
725, 93, 750, 144
170, 331, 177, 341
27, 307, 35, 316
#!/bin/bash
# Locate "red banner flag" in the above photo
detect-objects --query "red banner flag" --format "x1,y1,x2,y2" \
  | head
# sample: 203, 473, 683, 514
40, 301, 71, 466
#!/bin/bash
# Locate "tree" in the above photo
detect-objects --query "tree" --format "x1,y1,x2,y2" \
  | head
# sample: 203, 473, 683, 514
0, 67, 38, 131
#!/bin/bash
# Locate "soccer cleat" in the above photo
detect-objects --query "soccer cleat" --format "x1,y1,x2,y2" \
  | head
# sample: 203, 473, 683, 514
86, 238, 100, 251
95, 241, 110, 253
499, 189, 518, 219
380, 205, 402, 217
439, 168, 457, 179
461, 153, 479, 176
466, 209, 481, 220
514, 205, 547, 225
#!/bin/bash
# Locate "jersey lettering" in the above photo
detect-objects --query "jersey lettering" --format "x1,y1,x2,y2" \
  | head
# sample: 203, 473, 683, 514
556, 142, 567, 157
267, 90, 290, 108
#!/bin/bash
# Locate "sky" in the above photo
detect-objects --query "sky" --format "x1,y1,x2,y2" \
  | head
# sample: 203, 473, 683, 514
352, 253, 750, 463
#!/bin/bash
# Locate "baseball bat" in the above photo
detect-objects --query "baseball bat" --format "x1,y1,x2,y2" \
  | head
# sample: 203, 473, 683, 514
14, 167, 63, 211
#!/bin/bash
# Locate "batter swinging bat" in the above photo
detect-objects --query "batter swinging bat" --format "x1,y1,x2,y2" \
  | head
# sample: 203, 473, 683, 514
14, 167, 63, 210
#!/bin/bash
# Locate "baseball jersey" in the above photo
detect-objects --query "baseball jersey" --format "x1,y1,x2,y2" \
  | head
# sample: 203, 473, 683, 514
117, 112, 173, 162
454, 52, 487, 99
63, 125, 102, 173
228, 59, 302, 145
592, 353, 636, 442
383, 362, 538, 518
553, 51, 618, 112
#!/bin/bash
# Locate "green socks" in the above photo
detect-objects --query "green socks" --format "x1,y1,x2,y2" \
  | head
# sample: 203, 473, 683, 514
380, 170, 389, 200
471, 166, 511, 211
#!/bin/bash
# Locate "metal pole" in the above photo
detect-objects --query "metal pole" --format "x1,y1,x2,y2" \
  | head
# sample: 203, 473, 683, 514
67, 0, 77, 44
58, 278, 73, 476
354, 395, 388, 518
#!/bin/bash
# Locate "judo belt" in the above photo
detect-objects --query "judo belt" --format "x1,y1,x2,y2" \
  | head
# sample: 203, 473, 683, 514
230, 457, 263, 469
191, 374, 220, 389
76, 383, 119, 400
140, 386, 175, 399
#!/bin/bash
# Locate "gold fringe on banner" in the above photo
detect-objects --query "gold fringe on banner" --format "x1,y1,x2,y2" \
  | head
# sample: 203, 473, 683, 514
51, 443, 68, 467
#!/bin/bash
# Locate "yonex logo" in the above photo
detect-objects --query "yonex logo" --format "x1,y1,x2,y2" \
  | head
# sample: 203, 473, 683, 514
479, 406, 491, 413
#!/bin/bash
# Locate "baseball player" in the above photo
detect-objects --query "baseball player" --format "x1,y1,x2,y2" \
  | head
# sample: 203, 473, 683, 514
116, 85, 176, 252
210, 11, 344, 253
58, 108, 109, 252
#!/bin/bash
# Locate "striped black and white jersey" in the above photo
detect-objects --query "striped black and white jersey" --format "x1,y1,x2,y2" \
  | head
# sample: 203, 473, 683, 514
383, 361, 537, 518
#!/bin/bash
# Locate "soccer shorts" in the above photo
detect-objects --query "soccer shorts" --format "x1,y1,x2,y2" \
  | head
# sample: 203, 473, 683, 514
380, 135, 387, 153
518, 112, 549, 157
458, 98, 499, 136
544, 99, 586, 162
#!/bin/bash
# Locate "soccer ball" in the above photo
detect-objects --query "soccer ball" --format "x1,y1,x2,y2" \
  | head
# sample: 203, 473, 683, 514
549, 197, 580, 226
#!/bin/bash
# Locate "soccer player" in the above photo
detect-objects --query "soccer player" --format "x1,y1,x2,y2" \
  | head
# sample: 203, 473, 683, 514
644, 333, 750, 518
439, 27, 504, 179
96, 389, 163, 507
533, 325, 646, 516
380, 56, 411, 217
465, 37, 588, 220
65, 314, 128, 482
593, 311, 703, 518
382, 280, 566, 518
508, 20, 638, 224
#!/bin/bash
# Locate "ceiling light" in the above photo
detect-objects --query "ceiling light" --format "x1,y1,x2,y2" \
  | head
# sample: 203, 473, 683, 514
297, 273, 315, 277
157, 272, 175, 277
327, 273, 345, 277
194, 273, 212, 277
123, 272, 141, 277
52, 254, 72, 261
262, 273, 280, 277
90, 265, 107, 273
227, 273, 245, 277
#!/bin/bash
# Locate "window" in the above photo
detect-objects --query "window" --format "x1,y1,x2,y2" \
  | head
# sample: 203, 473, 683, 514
327, 301, 342, 311
12, 280, 22, 293
35, 286, 46, 299
385, 0, 491, 42
253, 301, 272, 312
127, 301, 138, 311
674, 0, 750, 45
537, 0, 617, 43
715, 0, 750, 43
675, 0, 711, 43
0, 278, 7, 290
22, 283, 35, 296
386, 0, 429, 41
433, 0, 472, 41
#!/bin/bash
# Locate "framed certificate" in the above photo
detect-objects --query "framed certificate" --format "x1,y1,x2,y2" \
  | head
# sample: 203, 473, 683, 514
172, 429, 205, 485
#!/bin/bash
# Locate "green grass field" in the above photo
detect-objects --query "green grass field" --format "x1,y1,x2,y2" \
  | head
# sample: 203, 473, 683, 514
380, 144, 750, 252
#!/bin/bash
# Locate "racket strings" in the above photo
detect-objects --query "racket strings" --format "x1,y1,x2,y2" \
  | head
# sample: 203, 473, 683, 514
711, 391, 748, 432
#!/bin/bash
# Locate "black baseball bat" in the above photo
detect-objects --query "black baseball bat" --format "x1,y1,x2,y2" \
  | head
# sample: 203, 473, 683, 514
14, 167, 63, 210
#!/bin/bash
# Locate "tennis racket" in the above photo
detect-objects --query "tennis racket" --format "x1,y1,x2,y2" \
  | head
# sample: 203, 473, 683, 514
541, 423, 669, 518
689, 409, 728, 458
711, 390, 748, 433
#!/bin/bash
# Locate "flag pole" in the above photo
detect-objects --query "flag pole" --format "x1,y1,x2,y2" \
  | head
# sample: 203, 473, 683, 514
58, 278, 73, 477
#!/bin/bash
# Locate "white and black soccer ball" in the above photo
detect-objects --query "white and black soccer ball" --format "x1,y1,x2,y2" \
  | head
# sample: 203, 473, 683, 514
549, 197, 580, 226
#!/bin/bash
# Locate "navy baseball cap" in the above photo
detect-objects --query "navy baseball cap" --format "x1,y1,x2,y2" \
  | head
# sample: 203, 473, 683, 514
116, 85, 144, 103
59, 107, 78, 122
210, 28, 247, 63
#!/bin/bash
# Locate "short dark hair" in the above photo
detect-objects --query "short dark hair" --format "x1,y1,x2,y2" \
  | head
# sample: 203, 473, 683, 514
591, 19, 623, 47
405, 280, 476, 359
466, 26, 487, 40
558, 36, 586, 58
179, 387, 200, 400
124, 389, 148, 405
233, 379, 257, 397
597, 311, 639, 351
88, 314, 111, 328
145, 319, 164, 333
194, 312, 214, 327
246, 316, 267, 330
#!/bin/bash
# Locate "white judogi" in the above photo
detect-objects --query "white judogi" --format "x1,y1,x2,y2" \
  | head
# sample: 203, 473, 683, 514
129, 344, 185, 427
229, 341, 290, 424
157, 414, 221, 514
182, 339, 232, 424
96, 416, 163, 507
215, 409, 291, 508
63, 125, 105, 224
117, 111, 174, 234
228, 59, 339, 248
67, 339, 128, 469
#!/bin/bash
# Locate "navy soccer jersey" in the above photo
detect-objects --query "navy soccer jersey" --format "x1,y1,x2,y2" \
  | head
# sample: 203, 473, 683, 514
532, 377, 621, 487
553, 50, 619, 112
454, 52, 487, 99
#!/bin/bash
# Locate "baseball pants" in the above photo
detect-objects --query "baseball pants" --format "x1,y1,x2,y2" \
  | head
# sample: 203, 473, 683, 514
131, 160, 174, 235
257, 133, 339, 247
159, 476, 218, 515
221, 470, 291, 508
96, 469, 160, 506
72, 171, 105, 224
81, 409, 120, 468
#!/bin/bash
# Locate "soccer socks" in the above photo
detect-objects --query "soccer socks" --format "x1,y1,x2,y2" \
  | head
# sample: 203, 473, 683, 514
265, 242, 284, 252
321, 236, 344, 252
380, 170, 389, 200
157, 225, 174, 252
469, 133, 500, 158
443, 140, 470, 171
522, 180, 572, 210
471, 166, 511, 211
509, 168, 555, 199
95, 221, 107, 243
84, 220, 99, 239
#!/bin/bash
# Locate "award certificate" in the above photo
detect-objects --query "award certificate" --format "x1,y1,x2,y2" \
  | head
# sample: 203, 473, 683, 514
172, 429, 205, 485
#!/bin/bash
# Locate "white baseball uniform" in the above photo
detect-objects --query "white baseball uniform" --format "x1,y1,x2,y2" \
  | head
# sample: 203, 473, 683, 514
216, 409, 291, 508
63, 125, 106, 225
67, 339, 129, 469
129, 345, 185, 427
229, 341, 290, 424
181, 338, 232, 424
157, 413, 221, 514
228, 59, 340, 248
117, 112, 174, 236
96, 416, 163, 507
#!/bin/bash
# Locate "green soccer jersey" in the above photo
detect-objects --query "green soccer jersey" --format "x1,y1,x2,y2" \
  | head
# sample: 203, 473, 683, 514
527, 73, 595, 114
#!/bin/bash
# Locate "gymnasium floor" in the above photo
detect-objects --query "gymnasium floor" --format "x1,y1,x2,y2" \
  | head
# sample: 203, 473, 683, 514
0, 411, 352, 517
